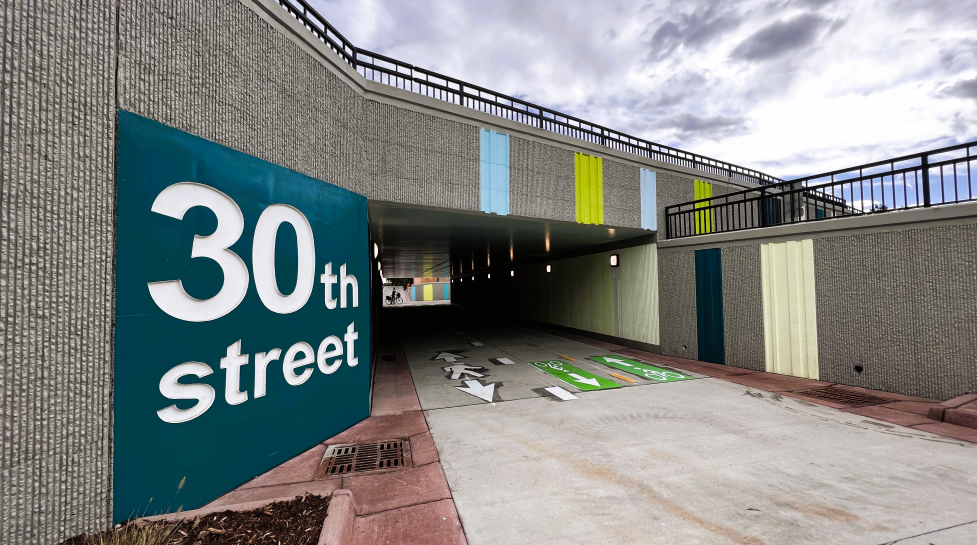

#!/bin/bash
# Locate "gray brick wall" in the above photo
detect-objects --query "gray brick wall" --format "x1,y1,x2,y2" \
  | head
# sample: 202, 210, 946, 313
658, 250, 698, 359
815, 224, 977, 400
1, 0, 117, 542
602, 160, 641, 228
509, 136, 576, 222
656, 171, 694, 237
722, 245, 765, 371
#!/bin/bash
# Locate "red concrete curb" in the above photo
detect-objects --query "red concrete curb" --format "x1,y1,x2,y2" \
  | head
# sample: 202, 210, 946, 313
139, 496, 298, 523
318, 490, 356, 545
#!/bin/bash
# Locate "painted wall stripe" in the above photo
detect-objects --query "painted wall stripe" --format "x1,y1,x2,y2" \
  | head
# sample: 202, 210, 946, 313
411, 285, 416, 301
695, 248, 725, 365
423, 283, 434, 301
761, 239, 819, 379
575, 152, 604, 224
694, 180, 713, 234
640, 169, 657, 230
444, 283, 450, 300
479, 128, 510, 215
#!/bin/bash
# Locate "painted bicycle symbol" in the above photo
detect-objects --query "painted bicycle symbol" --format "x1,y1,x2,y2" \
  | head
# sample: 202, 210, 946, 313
641, 369, 687, 381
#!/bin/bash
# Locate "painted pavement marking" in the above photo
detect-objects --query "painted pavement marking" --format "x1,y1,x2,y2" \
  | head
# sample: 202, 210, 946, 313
435, 351, 464, 363
443, 364, 486, 379
470, 341, 484, 346
528, 360, 621, 391
608, 372, 638, 383
456, 380, 495, 402
544, 386, 578, 400
587, 355, 694, 383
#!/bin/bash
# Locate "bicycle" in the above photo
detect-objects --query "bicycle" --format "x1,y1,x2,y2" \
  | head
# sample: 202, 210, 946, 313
384, 290, 404, 305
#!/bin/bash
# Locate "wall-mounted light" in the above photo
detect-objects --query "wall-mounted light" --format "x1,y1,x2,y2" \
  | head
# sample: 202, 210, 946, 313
546, 265, 552, 273
373, 243, 379, 258
610, 254, 620, 267
510, 270, 514, 277
488, 273, 491, 279
377, 262, 382, 271
471, 276, 474, 281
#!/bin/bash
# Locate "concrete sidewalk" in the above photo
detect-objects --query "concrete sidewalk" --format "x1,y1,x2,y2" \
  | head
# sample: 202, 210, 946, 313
208, 305, 977, 544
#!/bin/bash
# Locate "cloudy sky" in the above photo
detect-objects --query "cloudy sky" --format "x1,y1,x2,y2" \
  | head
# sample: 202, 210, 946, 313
309, 0, 977, 179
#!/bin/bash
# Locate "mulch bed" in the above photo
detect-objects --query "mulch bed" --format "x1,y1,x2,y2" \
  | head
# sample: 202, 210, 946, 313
62, 494, 330, 545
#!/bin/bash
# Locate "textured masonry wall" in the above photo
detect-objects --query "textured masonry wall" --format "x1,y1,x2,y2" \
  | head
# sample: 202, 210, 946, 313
722, 245, 765, 371
658, 250, 698, 359
509, 136, 576, 222
656, 171, 694, 236
815, 224, 977, 400
603, 160, 641, 229
1, 0, 117, 543
119, 0, 367, 195
362, 101, 479, 210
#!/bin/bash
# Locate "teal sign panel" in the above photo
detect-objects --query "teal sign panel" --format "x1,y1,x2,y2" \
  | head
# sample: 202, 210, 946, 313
587, 355, 693, 382
695, 248, 725, 365
114, 111, 371, 521
480, 128, 510, 215
528, 360, 621, 391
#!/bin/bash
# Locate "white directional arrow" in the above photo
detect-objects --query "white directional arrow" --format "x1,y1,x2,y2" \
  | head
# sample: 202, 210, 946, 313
434, 351, 464, 363
603, 357, 633, 366
455, 380, 495, 402
443, 364, 485, 379
568, 373, 600, 387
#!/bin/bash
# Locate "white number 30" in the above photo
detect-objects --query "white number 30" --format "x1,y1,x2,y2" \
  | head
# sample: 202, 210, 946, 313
147, 182, 316, 322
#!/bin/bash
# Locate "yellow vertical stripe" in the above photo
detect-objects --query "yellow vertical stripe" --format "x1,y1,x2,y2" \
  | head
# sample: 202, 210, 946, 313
761, 239, 819, 379
575, 153, 604, 225
423, 284, 433, 301
694, 180, 713, 234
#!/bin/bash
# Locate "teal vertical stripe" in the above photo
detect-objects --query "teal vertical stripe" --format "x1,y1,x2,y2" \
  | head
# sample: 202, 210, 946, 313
640, 169, 657, 230
444, 283, 450, 300
411, 286, 416, 301
480, 128, 509, 215
695, 248, 725, 365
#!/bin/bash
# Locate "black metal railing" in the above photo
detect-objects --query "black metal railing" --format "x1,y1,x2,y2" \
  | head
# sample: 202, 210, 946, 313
664, 141, 977, 239
274, 0, 784, 186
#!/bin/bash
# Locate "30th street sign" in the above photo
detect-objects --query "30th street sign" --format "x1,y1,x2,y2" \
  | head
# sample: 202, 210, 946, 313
114, 111, 371, 521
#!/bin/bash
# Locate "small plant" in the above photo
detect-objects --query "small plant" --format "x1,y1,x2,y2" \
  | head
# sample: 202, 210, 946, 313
77, 519, 189, 545
869, 203, 890, 212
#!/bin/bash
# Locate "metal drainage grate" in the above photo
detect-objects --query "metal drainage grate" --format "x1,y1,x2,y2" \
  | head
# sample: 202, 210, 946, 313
794, 387, 892, 407
319, 440, 408, 477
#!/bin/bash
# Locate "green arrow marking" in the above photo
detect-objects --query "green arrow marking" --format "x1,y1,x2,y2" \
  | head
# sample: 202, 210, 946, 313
528, 360, 621, 391
587, 355, 694, 383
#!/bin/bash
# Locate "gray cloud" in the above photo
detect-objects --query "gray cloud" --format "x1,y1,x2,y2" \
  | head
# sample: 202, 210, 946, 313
645, 5, 743, 61
656, 112, 749, 140
940, 78, 977, 102
730, 13, 833, 62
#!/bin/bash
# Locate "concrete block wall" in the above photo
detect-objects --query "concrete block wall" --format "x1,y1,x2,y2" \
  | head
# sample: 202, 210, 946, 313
1, 1, 117, 543
657, 219, 977, 399
815, 224, 977, 399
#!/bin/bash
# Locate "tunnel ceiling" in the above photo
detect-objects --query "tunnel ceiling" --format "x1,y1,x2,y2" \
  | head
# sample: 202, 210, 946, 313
369, 201, 651, 279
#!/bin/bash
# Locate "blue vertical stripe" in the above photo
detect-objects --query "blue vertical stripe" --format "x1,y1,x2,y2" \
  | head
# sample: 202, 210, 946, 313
411, 286, 416, 301
444, 283, 450, 300
480, 128, 509, 215
640, 169, 657, 230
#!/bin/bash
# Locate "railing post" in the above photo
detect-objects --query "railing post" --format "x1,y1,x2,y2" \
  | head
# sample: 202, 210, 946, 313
759, 187, 767, 227
921, 154, 931, 207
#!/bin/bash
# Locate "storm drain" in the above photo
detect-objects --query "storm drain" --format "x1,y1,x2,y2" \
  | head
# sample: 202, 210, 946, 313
794, 387, 892, 407
317, 439, 409, 478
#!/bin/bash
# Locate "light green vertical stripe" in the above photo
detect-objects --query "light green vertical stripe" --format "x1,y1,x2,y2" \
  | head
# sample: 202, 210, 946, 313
575, 153, 584, 223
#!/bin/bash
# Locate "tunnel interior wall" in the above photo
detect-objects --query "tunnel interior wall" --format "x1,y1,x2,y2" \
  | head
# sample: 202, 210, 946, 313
455, 244, 660, 348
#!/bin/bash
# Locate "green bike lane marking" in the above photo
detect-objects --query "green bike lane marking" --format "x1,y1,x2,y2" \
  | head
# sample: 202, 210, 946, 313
528, 360, 621, 391
587, 355, 694, 382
